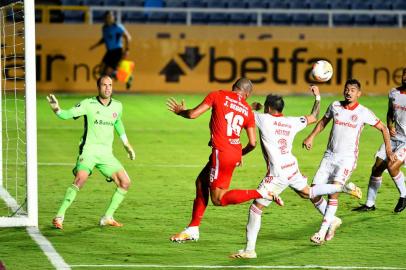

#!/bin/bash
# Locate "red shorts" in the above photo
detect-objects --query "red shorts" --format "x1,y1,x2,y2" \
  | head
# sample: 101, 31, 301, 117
209, 148, 241, 190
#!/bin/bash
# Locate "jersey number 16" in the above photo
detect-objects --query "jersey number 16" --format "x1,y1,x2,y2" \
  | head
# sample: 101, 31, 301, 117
225, 112, 244, 136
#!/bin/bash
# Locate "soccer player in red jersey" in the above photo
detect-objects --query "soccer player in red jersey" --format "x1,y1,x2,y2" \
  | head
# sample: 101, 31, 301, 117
166, 78, 282, 242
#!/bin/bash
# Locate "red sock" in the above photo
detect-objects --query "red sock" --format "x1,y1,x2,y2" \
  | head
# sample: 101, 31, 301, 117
188, 187, 209, 227
220, 189, 262, 206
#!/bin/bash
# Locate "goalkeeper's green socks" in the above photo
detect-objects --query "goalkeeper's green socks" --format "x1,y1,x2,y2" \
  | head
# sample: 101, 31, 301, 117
56, 184, 79, 217
104, 187, 127, 217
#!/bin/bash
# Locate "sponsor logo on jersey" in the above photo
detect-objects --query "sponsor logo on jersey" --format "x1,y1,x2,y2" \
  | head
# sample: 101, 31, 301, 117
229, 138, 240, 144
94, 119, 114, 126
334, 119, 357, 128
273, 121, 292, 129
393, 103, 406, 111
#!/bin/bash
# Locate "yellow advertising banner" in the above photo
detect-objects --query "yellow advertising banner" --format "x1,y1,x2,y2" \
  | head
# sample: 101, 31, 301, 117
33, 25, 406, 94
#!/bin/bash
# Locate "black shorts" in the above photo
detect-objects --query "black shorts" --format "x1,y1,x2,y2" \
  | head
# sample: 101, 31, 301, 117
102, 48, 123, 70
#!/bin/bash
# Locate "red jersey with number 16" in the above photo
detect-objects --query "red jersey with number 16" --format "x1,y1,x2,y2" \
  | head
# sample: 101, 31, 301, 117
202, 90, 255, 153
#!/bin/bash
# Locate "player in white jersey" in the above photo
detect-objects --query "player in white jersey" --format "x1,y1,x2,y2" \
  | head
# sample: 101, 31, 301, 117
303, 79, 396, 245
230, 86, 362, 259
354, 68, 406, 213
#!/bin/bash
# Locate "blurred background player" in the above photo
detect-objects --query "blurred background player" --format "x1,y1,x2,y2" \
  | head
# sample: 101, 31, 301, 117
47, 75, 136, 229
89, 11, 133, 90
354, 68, 406, 213
166, 78, 283, 243
231, 86, 361, 259
303, 79, 396, 245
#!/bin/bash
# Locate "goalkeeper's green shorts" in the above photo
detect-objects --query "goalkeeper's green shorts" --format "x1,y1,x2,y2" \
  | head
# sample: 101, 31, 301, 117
73, 151, 124, 178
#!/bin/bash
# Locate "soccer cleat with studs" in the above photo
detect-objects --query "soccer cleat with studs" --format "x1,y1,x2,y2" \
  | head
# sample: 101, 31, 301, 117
325, 217, 342, 241
343, 182, 362, 199
352, 204, 376, 212
310, 232, 325, 245
52, 216, 64, 230
394, 197, 406, 213
229, 249, 257, 259
170, 227, 199, 243
99, 216, 123, 227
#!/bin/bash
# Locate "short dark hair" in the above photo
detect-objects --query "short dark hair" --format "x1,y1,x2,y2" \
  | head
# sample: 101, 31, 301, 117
232, 77, 253, 94
264, 94, 284, 113
97, 75, 111, 88
345, 79, 361, 90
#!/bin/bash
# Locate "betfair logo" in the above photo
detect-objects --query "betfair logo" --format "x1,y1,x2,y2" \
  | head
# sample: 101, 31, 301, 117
94, 120, 114, 126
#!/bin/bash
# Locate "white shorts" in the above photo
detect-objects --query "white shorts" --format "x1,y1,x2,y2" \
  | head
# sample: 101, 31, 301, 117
255, 169, 308, 207
375, 139, 406, 162
312, 152, 356, 185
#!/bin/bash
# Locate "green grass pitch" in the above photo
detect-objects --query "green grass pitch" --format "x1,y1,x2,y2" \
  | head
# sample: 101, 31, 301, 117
1, 93, 405, 269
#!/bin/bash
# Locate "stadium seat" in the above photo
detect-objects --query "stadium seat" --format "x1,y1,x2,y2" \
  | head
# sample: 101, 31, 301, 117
263, 13, 291, 25
333, 14, 353, 26
144, 0, 163, 8
165, 0, 184, 7
353, 14, 373, 25
206, 0, 226, 9
228, 0, 246, 9
63, 10, 85, 23
105, 0, 123, 6
229, 13, 254, 25
350, 2, 371, 10
208, 13, 228, 24
291, 13, 312, 25
186, 0, 206, 8
289, 0, 309, 9
312, 13, 329, 25
308, 1, 329, 10
122, 11, 146, 23
167, 12, 186, 23
245, 0, 267, 9
61, 0, 85, 5
84, 0, 105, 6
267, 1, 289, 9
147, 11, 167, 23
330, 1, 349, 10
122, 0, 144, 6
191, 12, 208, 24
374, 14, 397, 26
393, 0, 406, 10
92, 10, 106, 23
371, 2, 393, 10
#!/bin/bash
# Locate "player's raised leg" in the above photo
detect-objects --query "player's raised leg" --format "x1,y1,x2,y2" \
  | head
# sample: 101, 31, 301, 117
52, 170, 89, 229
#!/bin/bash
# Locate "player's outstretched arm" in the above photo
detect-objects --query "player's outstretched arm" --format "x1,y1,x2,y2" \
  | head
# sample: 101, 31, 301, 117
166, 97, 210, 119
46, 94, 61, 113
305, 85, 321, 125
302, 116, 330, 150
374, 121, 397, 162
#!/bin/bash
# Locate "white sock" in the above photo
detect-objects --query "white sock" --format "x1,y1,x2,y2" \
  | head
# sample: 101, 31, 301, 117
319, 199, 338, 238
312, 197, 327, 215
366, 176, 382, 207
310, 184, 341, 199
245, 204, 262, 252
392, 172, 406, 198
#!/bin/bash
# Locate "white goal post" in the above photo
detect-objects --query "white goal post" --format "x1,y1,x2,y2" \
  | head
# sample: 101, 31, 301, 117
0, 0, 37, 227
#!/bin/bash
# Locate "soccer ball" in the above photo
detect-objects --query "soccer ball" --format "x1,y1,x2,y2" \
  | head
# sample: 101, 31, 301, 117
312, 60, 333, 82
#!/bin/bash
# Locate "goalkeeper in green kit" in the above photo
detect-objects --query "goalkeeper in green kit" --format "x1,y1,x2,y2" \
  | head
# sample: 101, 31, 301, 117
47, 75, 135, 229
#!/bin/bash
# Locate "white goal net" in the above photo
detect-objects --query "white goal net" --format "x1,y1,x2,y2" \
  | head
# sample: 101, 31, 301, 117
0, 0, 37, 227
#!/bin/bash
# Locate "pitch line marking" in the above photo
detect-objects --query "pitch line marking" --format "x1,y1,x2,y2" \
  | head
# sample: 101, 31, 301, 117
0, 187, 70, 270
69, 264, 406, 269
37, 162, 262, 168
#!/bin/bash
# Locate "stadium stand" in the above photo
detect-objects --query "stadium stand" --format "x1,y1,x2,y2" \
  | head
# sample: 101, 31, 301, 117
35, 0, 406, 27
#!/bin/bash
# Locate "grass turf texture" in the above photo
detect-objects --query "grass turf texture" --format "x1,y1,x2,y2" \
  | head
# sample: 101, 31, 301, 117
1, 94, 405, 269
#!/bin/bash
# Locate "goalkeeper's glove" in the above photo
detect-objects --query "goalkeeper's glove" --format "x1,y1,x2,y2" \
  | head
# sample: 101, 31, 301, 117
124, 144, 136, 160
46, 94, 60, 113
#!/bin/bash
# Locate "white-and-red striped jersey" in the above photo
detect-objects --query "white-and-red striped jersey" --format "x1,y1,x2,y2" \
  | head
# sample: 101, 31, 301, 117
324, 101, 380, 158
389, 88, 406, 142
255, 112, 307, 177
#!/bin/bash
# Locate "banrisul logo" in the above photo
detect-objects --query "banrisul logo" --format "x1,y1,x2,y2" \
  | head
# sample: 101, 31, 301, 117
160, 46, 205, 82
94, 120, 114, 126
